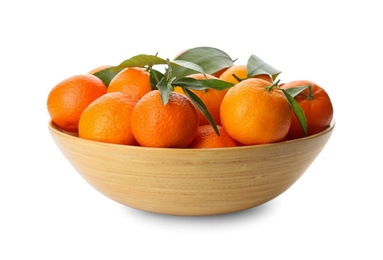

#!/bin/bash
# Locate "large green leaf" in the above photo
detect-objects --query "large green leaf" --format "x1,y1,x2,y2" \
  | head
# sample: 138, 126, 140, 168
174, 46, 234, 75
170, 60, 207, 79
171, 60, 206, 74
247, 54, 281, 81
280, 89, 308, 136
173, 77, 234, 91
112, 54, 168, 71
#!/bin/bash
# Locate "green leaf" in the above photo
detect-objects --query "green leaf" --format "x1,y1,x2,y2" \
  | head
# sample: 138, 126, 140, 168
174, 46, 234, 75
170, 60, 206, 78
247, 54, 281, 81
283, 85, 310, 98
156, 77, 171, 105
173, 77, 234, 91
112, 54, 168, 71
182, 88, 220, 136
93, 67, 121, 87
150, 69, 165, 91
280, 89, 308, 136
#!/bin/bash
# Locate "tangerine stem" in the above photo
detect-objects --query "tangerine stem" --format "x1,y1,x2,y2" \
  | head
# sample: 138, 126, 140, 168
307, 85, 314, 100
232, 73, 245, 83
265, 79, 280, 92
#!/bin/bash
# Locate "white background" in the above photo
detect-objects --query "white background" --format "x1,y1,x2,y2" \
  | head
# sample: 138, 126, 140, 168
1, 0, 382, 259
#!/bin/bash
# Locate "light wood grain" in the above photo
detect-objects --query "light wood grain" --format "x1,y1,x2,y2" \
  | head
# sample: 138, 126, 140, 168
49, 120, 335, 216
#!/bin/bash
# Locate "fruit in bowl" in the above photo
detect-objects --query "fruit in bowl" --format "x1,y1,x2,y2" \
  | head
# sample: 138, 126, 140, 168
47, 47, 335, 215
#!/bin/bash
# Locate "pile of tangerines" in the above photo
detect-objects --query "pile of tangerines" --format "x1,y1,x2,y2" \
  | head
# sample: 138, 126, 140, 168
47, 47, 333, 148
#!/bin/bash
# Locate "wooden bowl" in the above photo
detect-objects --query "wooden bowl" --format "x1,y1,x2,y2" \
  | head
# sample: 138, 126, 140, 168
48, 120, 335, 216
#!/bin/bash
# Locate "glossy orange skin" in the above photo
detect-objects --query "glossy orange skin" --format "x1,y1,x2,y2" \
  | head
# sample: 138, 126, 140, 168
188, 125, 238, 148
281, 80, 333, 139
219, 64, 273, 85
174, 73, 228, 125
47, 74, 107, 132
78, 92, 137, 145
107, 67, 151, 101
220, 78, 291, 145
131, 90, 199, 148
87, 65, 112, 74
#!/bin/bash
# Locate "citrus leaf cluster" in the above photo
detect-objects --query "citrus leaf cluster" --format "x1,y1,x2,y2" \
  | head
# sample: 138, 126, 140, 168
94, 47, 235, 135
94, 46, 309, 136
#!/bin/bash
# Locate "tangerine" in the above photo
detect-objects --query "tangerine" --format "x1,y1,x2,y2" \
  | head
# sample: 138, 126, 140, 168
78, 92, 137, 145
107, 67, 151, 100
220, 78, 291, 145
87, 65, 113, 74
188, 125, 238, 148
280, 80, 333, 139
174, 73, 228, 125
211, 67, 230, 78
47, 74, 107, 132
219, 64, 273, 84
131, 90, 199, 148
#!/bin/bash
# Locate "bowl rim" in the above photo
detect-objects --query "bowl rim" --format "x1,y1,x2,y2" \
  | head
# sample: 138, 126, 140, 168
48, 119, 335, 152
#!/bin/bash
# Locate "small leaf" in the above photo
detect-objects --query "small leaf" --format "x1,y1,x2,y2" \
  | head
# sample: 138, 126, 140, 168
156, 77, 171, 105
174, 77, 234, 91
182, 88, 220, 136
150, 69, 165, 91
93, 67, 121, 87
247, 54, 281, 81
280, 89, 308, 136
174, 46, 234, 75
283, 85, 310, 98
113, 54, 168, 71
